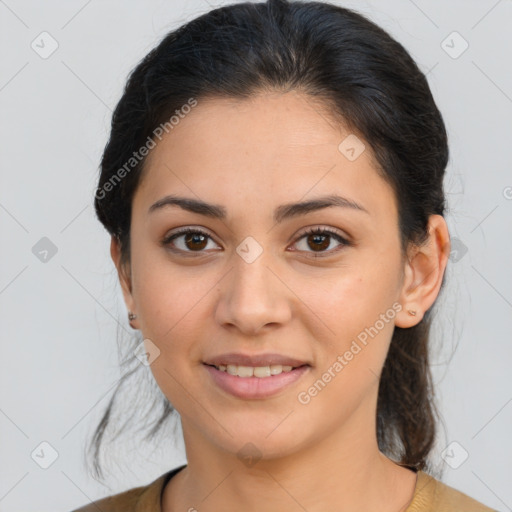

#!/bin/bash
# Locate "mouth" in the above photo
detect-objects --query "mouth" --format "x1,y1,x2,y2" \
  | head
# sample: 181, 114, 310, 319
204, 363, 305, 378
202, 353, 311, 399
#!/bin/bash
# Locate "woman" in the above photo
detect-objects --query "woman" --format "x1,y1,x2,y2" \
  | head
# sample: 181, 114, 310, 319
73, 0, 495, 510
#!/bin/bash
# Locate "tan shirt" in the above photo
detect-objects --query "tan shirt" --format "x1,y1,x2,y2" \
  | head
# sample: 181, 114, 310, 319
71, 465, 496, 511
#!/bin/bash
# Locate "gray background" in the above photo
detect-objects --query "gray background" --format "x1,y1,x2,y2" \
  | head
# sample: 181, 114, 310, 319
1, 0, 511, 510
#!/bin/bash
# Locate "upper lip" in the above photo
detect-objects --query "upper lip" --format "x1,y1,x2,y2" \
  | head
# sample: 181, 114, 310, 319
203, 352, 309, 368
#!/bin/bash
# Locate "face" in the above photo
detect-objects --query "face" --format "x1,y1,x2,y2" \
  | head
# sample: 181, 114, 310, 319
116, 91, 415, 461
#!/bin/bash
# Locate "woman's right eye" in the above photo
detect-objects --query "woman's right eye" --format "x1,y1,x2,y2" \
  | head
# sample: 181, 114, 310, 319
162, 228, 220, 253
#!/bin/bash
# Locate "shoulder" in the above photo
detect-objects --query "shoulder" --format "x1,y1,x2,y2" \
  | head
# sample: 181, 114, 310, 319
70, 466, 185, 512
406, 470, 497, 512
71, 484, 149, 512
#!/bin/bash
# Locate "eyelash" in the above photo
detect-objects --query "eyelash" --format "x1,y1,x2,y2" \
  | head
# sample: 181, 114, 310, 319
161, 226, 352, 257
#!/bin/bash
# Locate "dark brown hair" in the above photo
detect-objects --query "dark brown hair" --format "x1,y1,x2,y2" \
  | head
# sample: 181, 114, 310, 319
89, 0, 449, 480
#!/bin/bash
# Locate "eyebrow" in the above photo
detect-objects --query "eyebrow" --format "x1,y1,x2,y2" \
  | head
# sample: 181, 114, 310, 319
148, 194, 369, 223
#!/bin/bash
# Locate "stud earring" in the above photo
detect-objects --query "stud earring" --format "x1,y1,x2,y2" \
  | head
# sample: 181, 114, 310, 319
407, 310, 417, 316
128, 311, 137, 321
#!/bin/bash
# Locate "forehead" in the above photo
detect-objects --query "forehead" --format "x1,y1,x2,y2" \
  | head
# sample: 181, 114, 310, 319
134, 91, 397, 222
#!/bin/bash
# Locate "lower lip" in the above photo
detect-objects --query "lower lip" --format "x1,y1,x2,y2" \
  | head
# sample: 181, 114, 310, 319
203, 364, 310, 399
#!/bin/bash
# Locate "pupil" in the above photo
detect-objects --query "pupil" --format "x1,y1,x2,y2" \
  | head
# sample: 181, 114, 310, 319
309, 234, 328, 251
186, 233, 207, 250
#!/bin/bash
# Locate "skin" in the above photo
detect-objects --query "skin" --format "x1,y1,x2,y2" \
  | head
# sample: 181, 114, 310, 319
111, 90, 450, 512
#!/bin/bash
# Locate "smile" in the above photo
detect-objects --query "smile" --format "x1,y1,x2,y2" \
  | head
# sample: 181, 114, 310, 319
203, 363, 310, 399
210, 363, 296, 378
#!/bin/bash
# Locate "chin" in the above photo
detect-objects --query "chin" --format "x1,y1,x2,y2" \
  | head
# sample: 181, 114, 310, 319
200, 418, 311, 463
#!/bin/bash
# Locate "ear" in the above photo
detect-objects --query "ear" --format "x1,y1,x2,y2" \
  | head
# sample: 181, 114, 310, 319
395, 214, 450, 328
110, 235, 138, 328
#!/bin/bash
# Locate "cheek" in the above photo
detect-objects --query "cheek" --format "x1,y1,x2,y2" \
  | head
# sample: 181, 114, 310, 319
296, 260, 401, 386
131, 243, 207, 336
132, 260, 211, 411
302, 268, 397, 337
294, 272, 398, 423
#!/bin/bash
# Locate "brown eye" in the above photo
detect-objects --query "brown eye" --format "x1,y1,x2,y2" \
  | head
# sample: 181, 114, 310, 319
162, 228, 218, 253
162, 226, 351, 257
292, 227, 351, 256
182, 232, 208, 251
305, 232, 330, 251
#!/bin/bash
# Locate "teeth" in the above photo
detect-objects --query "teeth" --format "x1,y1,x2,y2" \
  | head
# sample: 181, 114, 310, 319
237, 365, 254, 378
254, 366, 271, 377
216, 364, 295, 377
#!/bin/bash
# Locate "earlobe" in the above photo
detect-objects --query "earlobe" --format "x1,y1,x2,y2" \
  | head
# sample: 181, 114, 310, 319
110, 235, 138, 327
395, 215, 450, 328
395, 260, 421, 328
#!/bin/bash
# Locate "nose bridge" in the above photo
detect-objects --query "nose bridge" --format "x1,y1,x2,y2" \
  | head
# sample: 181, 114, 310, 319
233, 245, 273, 296
215, 242, 290, 333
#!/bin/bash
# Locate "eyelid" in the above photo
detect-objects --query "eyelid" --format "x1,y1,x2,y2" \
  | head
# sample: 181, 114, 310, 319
288, 226, 352, 256
294, 225, 351, 243
161, 225, 217, 248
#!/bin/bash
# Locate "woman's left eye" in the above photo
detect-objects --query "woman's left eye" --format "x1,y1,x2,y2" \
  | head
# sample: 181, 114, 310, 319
292, 227, 351, 256
161, 227, 351, 256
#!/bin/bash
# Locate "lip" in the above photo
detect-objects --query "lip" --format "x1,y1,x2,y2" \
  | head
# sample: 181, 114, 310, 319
203, 363, 310, 400
203, 352, 309, 367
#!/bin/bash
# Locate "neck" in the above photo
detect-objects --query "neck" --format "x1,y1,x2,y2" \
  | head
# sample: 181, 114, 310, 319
162, 405, 418, 512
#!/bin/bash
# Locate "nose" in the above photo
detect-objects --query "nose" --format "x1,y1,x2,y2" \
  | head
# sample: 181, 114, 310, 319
214, 250, 292, 336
